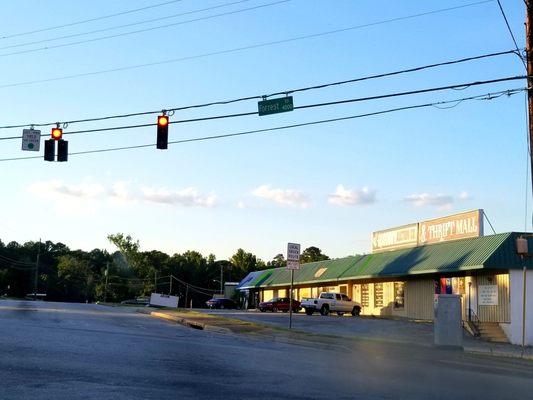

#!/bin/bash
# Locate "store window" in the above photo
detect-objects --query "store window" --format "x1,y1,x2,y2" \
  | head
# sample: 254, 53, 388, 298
394, 282, 405, 309
361, 284, 370, 307
374, 283, 383, 307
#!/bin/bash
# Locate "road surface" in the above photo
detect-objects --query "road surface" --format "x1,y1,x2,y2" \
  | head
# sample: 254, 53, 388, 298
1, 299, 533, 399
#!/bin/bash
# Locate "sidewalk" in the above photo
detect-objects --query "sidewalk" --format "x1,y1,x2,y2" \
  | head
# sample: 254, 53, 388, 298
138, 307, 533, 361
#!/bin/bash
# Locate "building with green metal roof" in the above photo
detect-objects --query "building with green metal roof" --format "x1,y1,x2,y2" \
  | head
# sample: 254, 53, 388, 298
238, 232, 533, 346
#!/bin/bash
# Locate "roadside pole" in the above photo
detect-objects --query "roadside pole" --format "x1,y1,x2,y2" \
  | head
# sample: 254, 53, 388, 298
33, 239, 41, 301
289, 269, 294, 329
104, 262, 109, 303
286, 242, 301, 330
170, 274, 173, 295
523, 265, 527, 347
527, 2, 533, 194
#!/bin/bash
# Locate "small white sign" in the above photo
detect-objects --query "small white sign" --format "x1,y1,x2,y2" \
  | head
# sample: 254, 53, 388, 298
150, 293, 179, 308
21, 129, 41, 151
478, 285, 498, 306
287, 242, 300, 270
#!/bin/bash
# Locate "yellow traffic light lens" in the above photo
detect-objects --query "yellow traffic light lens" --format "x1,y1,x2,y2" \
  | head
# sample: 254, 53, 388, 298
158, 116, 169, 126
51, 128, 62, 140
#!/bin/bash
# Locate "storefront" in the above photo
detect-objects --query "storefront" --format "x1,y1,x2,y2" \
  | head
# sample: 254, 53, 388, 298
237, 211, 533, 345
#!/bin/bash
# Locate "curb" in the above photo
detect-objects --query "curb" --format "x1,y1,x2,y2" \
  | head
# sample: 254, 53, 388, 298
463, 345, 533, 361
137, 309, 231, 334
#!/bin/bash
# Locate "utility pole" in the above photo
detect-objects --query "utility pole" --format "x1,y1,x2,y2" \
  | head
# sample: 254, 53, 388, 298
169, 275, 173, 295
220, 263, 223, 295
154, 270, 158, 293
104, 262, 109, 303
33, 239, 41, 301
526, 1, 533, 194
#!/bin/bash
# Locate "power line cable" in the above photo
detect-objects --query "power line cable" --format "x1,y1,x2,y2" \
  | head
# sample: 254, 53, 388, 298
496, 0, 527, 69
0, 0, 186, 40
0, 64, 523, 132
0, 0, 252, 51
0, 253, 36, 266
0, 0, 290, 58
171, 275, 221, 292
0, 88, 522, 162
0, 0, 495, 90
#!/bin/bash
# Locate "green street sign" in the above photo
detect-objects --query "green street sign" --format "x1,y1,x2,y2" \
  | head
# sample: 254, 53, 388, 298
258, 96, 294, 116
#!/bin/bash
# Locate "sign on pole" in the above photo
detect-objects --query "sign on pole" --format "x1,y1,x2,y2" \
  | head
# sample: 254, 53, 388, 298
258, 96, 294, 116
287, 242, 300, 270
21, 129, 41, 151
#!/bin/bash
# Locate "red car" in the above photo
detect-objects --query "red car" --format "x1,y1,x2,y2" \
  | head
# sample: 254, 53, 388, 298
259, 297, 301, 313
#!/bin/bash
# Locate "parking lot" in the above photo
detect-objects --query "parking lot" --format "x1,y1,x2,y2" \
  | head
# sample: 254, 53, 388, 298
201, 309, 436, 346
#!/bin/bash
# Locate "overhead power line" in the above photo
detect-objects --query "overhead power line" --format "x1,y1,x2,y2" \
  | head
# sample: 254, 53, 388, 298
0, 0, 186, 40
0, 50, 520, 131
496, 0, 526, 69
0, 88, 523, 163
0, 0, 291, 58
0, 0, 495, 89
0, 75, 525, 142
0, 0, 252, 51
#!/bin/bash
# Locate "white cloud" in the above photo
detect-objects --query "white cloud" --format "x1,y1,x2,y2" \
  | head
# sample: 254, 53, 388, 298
404, 193, 455, 210
236, 201, 246, 209
27, 179, 104, 199
109, 181, 136, 204
141, 186, 216, 207
27, 179, 217, 208
328, 185, 376, 206
459, 191, 470, 201
252, 184, 309, 208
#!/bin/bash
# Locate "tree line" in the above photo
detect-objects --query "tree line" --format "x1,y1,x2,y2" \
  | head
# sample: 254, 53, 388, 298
0, 233, 329, 306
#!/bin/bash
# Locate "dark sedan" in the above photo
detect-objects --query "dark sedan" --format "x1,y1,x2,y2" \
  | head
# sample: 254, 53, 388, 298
259, 297, 301, 313
206, 298, 238, 309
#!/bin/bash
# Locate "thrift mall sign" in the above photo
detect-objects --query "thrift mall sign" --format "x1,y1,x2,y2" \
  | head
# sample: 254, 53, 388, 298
371, 209, 483, 253
418, 210, 483, 245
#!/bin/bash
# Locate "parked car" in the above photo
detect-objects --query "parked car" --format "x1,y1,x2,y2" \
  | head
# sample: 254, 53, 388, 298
301, 292, 361, 316
259, 297, 301, 313
206, 298, 238, 309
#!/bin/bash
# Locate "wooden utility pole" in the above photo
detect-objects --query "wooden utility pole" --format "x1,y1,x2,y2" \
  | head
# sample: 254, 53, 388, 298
33, 239, 41, 301
527, 2, 533, 193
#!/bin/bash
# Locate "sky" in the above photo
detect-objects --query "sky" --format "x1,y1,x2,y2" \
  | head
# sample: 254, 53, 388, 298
0, 0, 529, 261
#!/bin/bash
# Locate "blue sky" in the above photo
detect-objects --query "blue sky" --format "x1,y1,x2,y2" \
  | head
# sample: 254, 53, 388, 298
0, 0, 528, 261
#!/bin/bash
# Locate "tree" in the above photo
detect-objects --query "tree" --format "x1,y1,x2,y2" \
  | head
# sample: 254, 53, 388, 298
57, 255, 94, 302
300, 246, 330, 264
267, 253, 286, 268
230, 249, 266, 281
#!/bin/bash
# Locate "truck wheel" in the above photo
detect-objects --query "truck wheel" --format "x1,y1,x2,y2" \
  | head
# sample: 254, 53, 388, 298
320, 305, 330, 316
260, 308, 266, 312
351, 306, 361, 316
305, 308, 314, 316
337, 312, 344, 316
272, 306, 278, 313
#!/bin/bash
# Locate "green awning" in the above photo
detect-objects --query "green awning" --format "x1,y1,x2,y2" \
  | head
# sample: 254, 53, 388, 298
238, 232, 533, 290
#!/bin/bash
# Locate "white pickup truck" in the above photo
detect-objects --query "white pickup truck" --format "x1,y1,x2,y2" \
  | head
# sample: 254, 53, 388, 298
301, 292, 361, 316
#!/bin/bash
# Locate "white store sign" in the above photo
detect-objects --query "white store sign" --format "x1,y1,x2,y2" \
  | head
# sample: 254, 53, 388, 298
478, 285, 498, 306
150, 293, 179, 308
287, 242, 301, 270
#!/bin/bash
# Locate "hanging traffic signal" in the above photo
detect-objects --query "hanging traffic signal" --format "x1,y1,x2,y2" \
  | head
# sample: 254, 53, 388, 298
157, 114, 169, 150
44, 139, 55, 161
57, 140, 68, 162
51, 127, 63, 140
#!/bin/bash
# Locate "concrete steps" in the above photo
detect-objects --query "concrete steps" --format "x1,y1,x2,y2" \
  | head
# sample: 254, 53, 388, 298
477, 322, 509, 343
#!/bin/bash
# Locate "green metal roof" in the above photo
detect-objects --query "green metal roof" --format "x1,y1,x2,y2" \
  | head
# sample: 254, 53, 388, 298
238, 233, 533, 290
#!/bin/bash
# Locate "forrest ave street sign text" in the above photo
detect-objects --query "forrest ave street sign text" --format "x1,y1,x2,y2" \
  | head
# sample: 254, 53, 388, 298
258, 96, 294, 116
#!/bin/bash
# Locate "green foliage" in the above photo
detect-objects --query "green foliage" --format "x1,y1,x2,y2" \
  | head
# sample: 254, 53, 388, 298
300, 246, 330, 264
0, 233, 295, 305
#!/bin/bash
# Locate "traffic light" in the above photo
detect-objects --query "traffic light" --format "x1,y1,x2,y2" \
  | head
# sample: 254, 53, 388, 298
57, 140, 68, 162
44, 139, 55, 161
51, 127, 63, 140
157, 114, 169, 150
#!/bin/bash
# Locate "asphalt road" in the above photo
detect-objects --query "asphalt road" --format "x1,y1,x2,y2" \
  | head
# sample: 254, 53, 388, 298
1, 300, 533, 400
